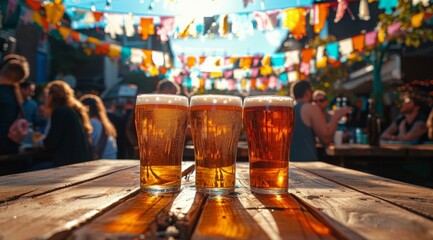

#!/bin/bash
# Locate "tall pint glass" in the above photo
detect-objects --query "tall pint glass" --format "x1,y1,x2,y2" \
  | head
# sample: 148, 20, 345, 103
243, 96, 295, 194
135, 94, 189, 193
190, 95, 243, 195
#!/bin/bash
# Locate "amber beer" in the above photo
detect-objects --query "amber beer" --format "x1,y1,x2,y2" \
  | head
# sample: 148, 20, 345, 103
190, 95, 243, 194
135, 94, 189, 193
243, 96, 295, 194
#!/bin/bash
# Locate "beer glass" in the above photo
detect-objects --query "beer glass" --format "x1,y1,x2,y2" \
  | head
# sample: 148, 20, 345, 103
135, 94, 189, 193
190, 95, 243, 195
243, 95, 295, 194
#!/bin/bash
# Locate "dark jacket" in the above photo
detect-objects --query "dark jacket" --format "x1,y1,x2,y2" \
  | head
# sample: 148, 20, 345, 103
0, 85, 20, 154
43, 106, 91, 166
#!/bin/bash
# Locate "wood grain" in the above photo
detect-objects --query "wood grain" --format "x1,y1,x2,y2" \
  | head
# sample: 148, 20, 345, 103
0, 165, 140, 240
0, 160, 137, 203
192, 163, 340, 240
293, 161, 433, 219
73, 165, 204, 240
289, 163, 433, 240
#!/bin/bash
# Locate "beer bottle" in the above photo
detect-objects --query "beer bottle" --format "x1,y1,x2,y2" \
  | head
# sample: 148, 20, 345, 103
367, 98, 380, 146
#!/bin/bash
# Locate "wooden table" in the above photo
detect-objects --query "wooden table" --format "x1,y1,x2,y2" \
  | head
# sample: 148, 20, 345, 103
1, 160, 433, 239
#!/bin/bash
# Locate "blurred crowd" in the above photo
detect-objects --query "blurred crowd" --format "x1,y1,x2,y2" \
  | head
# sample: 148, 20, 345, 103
1, 54, 433, 172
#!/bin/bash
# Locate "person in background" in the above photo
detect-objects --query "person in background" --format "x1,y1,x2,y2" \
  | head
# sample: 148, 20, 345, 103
312, 89, 331, 123
381, 94, 428, 144
34, 80, 92, 167
80, 94, 118, 159
19, 80, 38, 125
289, 80, 351, 161
0, 54, 30, 155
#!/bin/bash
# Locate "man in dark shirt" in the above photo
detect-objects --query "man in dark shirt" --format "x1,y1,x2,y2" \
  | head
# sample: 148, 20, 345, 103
0, 54, 30, 154
381, 94, 428, 144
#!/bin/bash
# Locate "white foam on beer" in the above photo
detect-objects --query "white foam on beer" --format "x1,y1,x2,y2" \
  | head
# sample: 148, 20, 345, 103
243, 96, 294, 108
190, 95, 242, 107
136, 94, 188, 107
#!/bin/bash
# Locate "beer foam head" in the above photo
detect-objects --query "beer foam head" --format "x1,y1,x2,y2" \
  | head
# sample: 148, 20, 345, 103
136, 94, 188, 107
243, 95, 294, 108
190, 94, 242, 107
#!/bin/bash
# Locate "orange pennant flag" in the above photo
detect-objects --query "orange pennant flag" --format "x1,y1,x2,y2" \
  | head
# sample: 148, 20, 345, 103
70, 30, 80, 42
87, 37, 100, 45
139, 18, 155, 40
93, 12, 104, 22
411, 13, 424, 28
94, 43, 110, 55
199, 56, 206, 65
314, 4, 329, 34
143, 50, 153, 66
352, 35, 365, 53
301, 49, 313, 63
186, 56, 197, 68
44, 1, 65, 25
282, 8, 307, 40
108, 44, 121, 59
239, 57, 253, 69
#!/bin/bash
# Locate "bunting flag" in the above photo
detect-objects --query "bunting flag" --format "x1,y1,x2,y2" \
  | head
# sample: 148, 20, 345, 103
104, 14, 124, 39
365, 31, 378, 47
339, 38, 353, 62
334, 0, 348, 23
219, 15, 229, 36
313, 4, 329, 34
124, 13, 135, 37
316, 46, 327, 68
139, 18, 155, 40
285, 50, 300, 67
411, 12, 425, 27
352, 34, 365, 52
44, 0, 65, 25
379, 0, 398, 14
359, 0, 371, 21
282, 8, 307, 39
157, 17, 175, 42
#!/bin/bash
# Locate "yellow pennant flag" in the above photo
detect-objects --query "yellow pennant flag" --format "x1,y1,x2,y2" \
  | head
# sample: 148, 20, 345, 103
411, 13, 424, 28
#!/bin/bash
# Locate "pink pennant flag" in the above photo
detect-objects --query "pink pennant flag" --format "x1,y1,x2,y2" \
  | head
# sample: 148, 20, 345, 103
202, 72, 210, 79
365, 31, 378, 47
251, 68, 260, 77
157, 17, 175, 42
387, 22, 402, 36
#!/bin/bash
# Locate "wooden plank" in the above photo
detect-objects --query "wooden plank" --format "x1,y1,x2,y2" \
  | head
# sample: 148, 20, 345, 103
192, 163, 341, 240
0, 165, 140, 240
0, 160, 137, 203
293, 161, 433, 219
326, 145, 406, 157
289, 163, 433, 240
73, 162, 203, 240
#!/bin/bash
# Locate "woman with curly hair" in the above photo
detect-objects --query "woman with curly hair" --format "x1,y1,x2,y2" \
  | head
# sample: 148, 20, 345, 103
35, 80, 92, 167
80, 94, 117, 159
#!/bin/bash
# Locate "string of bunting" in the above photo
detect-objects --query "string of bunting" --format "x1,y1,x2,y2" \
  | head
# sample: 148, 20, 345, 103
19, 0, 172, 77
173, 9, 433, 92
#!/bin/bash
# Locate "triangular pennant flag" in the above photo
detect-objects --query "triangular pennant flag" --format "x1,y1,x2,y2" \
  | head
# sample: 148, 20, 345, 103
285, 50, 300, 67
326, 42, 339, 61
282, 8, 307, 39
314, 4, 330, 34
140, 18, 155, 40
339, 38, 353, 61
301, 49, 314, 63
352, 35, 365, 52
365, 31, 377, 48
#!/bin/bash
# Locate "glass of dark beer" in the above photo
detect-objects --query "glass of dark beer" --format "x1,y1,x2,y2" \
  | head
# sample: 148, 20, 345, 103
243, 95, 295, 194
135, 94, 189, 193
190, 95, 243, 195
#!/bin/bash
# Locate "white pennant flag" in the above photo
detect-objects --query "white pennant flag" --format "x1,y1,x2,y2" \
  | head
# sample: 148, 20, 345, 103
285, 50, 300, 67
152, 51, 164, 67
105, 14, 124, 39
124, 13, 135, 37
339, 38, 353, 60
130, 48, 144, 64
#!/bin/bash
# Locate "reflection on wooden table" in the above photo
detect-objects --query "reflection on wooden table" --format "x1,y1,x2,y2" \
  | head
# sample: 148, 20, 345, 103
1, 160, 433, 239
